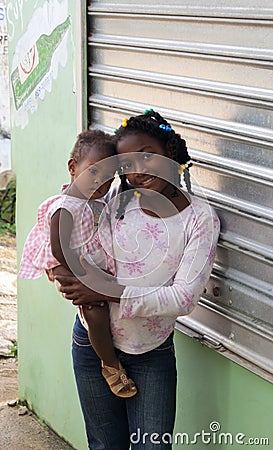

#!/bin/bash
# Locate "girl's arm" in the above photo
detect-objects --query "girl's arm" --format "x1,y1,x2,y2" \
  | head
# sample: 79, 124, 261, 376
56, 212, 220, 318
50, 208, 86, 276
55, 258, 123, 303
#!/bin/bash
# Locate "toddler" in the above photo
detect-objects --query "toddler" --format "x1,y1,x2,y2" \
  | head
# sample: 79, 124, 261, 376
18, 130, 137, 398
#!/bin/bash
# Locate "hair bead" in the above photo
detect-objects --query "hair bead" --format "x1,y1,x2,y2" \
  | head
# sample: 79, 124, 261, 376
159, 124, 172, 132
178, 164, 186, 175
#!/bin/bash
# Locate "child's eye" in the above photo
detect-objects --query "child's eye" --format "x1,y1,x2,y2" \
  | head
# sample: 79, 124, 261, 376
143, 153, 153, 160
89, 168, 97, 175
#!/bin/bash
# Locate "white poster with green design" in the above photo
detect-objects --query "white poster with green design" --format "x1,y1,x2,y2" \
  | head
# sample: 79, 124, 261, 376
10, 0, 71, 128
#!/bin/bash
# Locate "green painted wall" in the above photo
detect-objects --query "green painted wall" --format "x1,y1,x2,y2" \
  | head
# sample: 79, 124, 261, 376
174, 331, 273, 449
8, 2, 273, 450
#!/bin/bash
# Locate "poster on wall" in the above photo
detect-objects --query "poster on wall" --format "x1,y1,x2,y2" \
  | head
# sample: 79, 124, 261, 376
0, 0, 11, 174
8, 0, 71, 128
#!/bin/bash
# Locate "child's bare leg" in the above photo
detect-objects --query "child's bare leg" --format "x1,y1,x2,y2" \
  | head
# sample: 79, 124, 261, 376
82, 303, 119, 368
82, 303, 137, 398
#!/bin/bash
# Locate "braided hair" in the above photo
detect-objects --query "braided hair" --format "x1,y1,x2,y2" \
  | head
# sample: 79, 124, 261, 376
114, 109, 193, 219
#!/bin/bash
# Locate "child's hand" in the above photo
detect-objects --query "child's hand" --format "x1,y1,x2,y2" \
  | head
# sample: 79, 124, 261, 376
45, 266, 71, 282
52, 265, 72, 277
45, 269, 55, 282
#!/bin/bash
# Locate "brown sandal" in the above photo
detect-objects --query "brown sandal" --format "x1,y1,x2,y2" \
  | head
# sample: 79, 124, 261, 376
102, 362, 137, 398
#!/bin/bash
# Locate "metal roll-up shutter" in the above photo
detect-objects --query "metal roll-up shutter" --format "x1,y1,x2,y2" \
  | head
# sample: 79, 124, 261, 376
87, 1, 273, 382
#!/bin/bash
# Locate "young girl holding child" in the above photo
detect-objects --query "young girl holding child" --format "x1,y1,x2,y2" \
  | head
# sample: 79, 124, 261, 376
18, 130, 137, 398
56, 110, 220, 450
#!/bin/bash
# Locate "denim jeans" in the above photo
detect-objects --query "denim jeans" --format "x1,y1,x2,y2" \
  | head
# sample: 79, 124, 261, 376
72, 315, 177, 450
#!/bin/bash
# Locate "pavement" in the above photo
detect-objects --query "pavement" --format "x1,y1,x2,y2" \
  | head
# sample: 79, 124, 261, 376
0, 234, 75, 449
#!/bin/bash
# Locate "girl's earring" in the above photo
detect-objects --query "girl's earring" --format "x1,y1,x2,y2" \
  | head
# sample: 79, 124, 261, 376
178, 164, 186, 175
172, 163, 185, 196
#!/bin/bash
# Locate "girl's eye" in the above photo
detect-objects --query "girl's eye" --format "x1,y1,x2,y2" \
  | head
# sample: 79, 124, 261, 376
89, 168, 97, 175
143, 153, 153, 160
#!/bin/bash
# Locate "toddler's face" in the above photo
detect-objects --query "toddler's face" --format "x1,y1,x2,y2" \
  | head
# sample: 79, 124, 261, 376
69, 151, 117, 199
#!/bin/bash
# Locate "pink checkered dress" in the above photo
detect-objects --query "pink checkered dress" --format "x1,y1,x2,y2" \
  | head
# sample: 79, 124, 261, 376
18, 190, 115, 279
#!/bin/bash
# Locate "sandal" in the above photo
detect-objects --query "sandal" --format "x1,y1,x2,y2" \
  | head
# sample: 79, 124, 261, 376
102, 362, 137, 398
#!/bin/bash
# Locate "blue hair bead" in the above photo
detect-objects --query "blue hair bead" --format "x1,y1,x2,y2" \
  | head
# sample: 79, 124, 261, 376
159, 124, 172, 132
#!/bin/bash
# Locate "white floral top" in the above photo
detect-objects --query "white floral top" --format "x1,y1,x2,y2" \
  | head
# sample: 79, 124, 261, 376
108, 193, 220, 354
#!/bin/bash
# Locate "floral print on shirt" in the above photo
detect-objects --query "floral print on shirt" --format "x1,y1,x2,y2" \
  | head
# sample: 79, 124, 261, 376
142, 223, 165, 241
108, 194, 220, 355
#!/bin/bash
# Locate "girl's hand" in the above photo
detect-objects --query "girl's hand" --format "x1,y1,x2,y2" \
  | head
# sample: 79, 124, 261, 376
55, 273, 107, 305
54, 257, 112, 305
55, 257, 123, 305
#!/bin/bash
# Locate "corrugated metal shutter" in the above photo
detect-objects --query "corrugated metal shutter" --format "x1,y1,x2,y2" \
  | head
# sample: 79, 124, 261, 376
87, 1, 273, 381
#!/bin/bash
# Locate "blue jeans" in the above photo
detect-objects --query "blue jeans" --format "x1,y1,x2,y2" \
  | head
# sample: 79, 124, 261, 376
72, 315, 177, 450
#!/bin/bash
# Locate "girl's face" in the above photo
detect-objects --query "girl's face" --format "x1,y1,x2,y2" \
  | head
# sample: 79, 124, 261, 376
68, 149, 116, 199
117, 133, 173, 197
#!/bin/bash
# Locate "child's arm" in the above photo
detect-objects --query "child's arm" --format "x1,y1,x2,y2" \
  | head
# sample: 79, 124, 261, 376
50, 208, 86, 276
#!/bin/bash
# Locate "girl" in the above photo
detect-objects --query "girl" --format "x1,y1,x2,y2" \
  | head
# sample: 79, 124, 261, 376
18, 130, 137, 398
56, 111, 220, 450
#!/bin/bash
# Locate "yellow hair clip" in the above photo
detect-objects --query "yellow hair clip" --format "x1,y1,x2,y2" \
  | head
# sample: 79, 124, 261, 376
121, 118, 128, 127
134, 190, 141, 198
178, 164, 186, 175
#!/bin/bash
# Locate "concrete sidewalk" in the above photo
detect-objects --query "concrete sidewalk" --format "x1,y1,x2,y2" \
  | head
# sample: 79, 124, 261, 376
0, 402, 75, 450
0, 358, 75, 450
